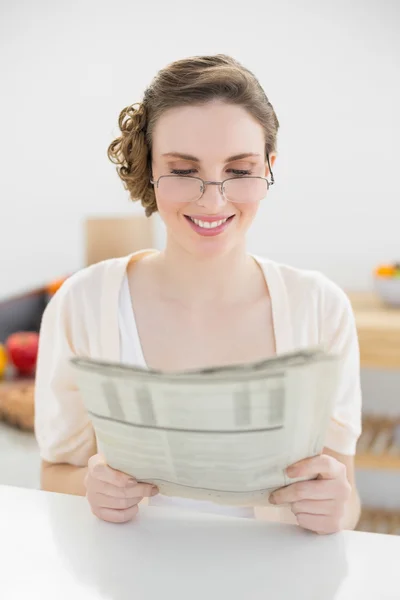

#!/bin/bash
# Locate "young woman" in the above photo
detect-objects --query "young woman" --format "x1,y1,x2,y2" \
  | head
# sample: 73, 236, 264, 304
35, 54, 362, 534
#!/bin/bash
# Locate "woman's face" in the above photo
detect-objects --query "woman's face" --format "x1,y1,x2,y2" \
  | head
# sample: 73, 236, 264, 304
151, 100, 276, 258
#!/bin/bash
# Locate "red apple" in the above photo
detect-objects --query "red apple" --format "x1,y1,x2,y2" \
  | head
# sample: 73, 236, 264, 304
6, 332, 39, 375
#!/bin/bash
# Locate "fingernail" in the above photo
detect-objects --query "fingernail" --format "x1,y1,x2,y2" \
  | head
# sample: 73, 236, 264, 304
286, 467, 297, 477
151, 487, 159, 496
269, 494, 276, 504
127, 479, 137, 487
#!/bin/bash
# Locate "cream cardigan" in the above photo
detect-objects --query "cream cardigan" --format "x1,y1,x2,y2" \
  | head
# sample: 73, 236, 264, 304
35, 250, 362, 471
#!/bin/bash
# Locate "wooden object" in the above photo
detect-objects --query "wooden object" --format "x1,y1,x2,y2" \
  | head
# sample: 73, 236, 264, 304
348, 293, 400, 476
85, 215, 154, 266
347, 292, 400, 370
356, 415, 400, 470
0, 377, 35, 431
357, 507, 400, 535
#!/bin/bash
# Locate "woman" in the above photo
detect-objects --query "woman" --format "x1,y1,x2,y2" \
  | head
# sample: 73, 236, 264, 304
35, 54, 362, 533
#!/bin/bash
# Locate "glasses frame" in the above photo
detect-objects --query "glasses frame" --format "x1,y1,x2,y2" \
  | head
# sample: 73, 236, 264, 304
150, 153, 275, 202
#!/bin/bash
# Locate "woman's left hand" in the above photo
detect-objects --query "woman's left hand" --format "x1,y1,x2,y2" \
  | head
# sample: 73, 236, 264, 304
269, 454, 352, 534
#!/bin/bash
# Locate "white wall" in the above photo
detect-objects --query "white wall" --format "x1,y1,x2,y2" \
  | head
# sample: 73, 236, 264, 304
0, 0, 399, 298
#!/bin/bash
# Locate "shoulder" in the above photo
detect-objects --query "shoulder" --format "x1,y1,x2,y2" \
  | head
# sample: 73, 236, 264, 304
256, 255, 351, 314
53, 256, 130, 306
38, 256, 131, 358
255, 255, 355, 348
41, 256, 131, 336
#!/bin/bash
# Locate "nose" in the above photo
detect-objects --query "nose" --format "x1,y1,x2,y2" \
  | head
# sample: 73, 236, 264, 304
196, 182, 227, 210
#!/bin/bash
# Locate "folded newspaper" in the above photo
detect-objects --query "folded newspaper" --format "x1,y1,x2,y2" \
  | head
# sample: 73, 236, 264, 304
70, 348, 340, 506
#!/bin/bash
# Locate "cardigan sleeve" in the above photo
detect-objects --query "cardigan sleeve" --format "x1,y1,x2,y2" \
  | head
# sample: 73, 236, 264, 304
34, 275, 97, 466
319, 276, 362, 455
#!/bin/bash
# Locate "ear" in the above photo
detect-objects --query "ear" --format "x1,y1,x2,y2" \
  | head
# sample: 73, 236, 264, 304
265, 153, 277, 177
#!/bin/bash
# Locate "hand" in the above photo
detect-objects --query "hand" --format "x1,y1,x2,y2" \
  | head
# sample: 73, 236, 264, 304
269, 454, 351, 534
85, 454, 158, 523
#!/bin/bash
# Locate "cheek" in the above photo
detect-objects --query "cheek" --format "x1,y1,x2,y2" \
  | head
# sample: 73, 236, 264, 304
237, 202, 260, 224
155, 196, 186, 227
155, 195, 175, 219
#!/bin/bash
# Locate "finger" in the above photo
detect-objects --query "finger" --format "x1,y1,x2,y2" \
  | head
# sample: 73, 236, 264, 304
88, 454, 132, 488
286, 454, 345, 480
270, 479, 338, 504
291, 499, 338, 516
92, 504, 139, 524
88, 455, 155, 494
295, 513, 343, 535
89, 478, 157, 499
88, 492, 141, 510
129, 482, 158, 497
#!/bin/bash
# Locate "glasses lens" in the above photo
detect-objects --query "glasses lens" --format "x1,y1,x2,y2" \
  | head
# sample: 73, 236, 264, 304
223, 177, 268, 203
157, 176, 202, 203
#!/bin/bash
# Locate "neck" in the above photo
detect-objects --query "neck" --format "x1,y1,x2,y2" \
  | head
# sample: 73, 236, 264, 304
156, 239, 257, 306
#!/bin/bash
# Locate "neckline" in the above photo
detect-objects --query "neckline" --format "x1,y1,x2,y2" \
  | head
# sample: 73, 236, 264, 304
120, 273, 147, 367
116, 250, 294, 368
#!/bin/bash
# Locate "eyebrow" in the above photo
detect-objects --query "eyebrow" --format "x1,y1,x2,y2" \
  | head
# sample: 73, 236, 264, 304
162, 152, 261, 162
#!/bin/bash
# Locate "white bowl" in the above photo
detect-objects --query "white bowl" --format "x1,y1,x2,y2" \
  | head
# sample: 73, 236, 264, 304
374, 277, 400, 307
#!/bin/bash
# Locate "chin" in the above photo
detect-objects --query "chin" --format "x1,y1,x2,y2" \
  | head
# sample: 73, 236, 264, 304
190, 238, 235, 259
182, 227, 244, 260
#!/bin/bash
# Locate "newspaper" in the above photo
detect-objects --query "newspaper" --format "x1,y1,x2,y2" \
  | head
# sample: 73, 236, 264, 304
70, 348, 340, 506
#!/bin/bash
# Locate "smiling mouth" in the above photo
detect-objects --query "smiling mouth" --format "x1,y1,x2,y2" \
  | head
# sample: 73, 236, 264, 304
185, 215, 235, 229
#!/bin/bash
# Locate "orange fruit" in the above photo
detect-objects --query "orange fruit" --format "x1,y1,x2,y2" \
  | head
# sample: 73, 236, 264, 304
374, 265, 396, 278
46, 277, 67, 296
0, 344, 7, 378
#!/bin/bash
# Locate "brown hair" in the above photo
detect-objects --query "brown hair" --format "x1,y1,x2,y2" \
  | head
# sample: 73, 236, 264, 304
107, 54, 280, 217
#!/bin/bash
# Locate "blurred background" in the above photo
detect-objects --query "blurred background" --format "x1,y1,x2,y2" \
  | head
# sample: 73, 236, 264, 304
0, 0, 399, 534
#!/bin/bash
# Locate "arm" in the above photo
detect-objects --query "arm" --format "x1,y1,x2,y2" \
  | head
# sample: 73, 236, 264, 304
34, 278, 97, 491
34, 272, 156, 522
269, 276, 362, 534
40, 460, 88, 497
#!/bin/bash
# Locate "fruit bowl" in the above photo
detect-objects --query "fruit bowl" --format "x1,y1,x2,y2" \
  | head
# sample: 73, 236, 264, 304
374, 264, 400, 308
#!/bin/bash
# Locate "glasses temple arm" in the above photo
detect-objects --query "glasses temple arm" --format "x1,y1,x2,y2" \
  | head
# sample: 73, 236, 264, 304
266, 153, 275, 185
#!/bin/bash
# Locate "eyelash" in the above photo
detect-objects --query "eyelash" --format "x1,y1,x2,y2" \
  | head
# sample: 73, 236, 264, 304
170, 168, 252, 176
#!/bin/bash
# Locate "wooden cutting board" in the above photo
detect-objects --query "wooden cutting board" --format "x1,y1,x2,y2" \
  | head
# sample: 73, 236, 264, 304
347, 292, 400, 369
0, 374, 35, 431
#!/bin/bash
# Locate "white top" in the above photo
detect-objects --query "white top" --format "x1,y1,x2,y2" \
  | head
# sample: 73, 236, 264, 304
2, 485, 399, 600
118, 272, 254, 518
34, 250, 362, 523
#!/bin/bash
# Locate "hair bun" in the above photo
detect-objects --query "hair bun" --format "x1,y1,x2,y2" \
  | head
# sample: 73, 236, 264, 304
119, 103, 147, 135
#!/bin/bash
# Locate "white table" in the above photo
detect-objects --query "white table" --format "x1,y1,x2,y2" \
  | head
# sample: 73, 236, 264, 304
1, 485, 399, 599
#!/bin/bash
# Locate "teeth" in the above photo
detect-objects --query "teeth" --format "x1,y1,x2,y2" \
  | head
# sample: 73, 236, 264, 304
190, 217, 228, 229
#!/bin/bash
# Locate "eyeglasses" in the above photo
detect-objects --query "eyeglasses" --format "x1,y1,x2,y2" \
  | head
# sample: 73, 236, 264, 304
150, 155, 275, 204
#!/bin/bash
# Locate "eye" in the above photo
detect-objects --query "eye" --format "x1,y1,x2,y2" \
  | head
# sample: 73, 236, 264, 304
170, 169, 197, 176
227, 169, 252, 176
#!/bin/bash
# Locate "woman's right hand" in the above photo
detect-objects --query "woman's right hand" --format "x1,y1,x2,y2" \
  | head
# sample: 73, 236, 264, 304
85, 454, 158, 523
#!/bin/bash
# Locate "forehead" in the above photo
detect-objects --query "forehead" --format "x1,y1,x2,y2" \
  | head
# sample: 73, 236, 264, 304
152, 101, 265, 161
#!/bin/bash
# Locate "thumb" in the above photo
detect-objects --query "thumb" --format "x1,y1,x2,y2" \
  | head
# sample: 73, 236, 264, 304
88, 453, 107, 473
88, 453, 132, 488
